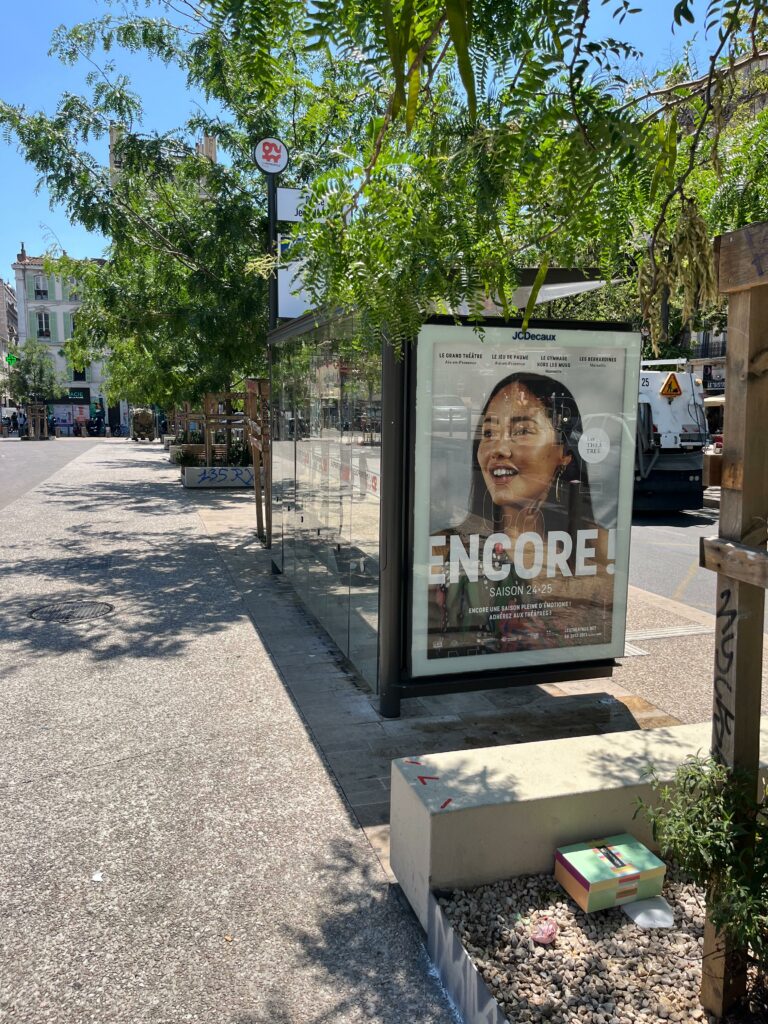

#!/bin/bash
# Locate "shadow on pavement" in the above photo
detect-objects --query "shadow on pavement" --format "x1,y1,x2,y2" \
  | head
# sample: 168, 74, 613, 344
231, 839, 448, 1024
632, 509, 718, 529
35, 474, 255, 518
0, 526, 251, 667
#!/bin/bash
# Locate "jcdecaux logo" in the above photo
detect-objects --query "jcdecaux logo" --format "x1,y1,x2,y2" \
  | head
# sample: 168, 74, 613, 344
512, 330, 557, 341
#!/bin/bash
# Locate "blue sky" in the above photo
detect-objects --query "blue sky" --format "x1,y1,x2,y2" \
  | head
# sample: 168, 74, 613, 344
0, 0, 212, 279
0, 1, 703, 285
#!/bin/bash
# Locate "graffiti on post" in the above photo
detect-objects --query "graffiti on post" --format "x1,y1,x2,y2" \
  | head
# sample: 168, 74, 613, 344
712, 586, 737, 762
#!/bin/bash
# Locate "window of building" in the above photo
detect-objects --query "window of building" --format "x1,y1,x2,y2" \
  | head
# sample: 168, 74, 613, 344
36, 312, 50, 338
68, 277, 80, 301
34, 274, 48, 300
72, 367, 87, 382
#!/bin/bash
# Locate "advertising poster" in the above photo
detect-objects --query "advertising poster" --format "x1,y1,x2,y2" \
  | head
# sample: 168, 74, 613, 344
410, 323, 641, 678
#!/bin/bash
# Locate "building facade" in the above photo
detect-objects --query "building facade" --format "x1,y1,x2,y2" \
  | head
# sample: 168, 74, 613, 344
11, 245, 119, 435
0, 278, 18, 409
687, 329, 726, 434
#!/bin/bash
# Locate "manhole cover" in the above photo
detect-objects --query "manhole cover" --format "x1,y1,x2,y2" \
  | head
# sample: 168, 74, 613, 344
29, 601, 114, 623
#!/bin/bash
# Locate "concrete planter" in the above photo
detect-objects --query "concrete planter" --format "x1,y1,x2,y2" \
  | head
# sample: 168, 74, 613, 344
181, 465, 254, 488
163, 434, 177, 450
426, 892, 506, 1024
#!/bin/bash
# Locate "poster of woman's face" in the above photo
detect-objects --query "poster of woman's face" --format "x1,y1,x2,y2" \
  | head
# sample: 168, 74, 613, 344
410, 324, 641, 679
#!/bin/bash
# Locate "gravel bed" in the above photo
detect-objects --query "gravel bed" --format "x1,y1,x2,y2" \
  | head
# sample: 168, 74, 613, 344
440, 871, 715, 1024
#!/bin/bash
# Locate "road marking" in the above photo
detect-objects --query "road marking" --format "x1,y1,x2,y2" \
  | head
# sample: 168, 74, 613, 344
671, 559, 701, 601
417, 775, 439, 786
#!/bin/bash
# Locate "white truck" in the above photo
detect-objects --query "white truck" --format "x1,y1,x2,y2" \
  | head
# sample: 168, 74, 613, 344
634, 362, 709, 512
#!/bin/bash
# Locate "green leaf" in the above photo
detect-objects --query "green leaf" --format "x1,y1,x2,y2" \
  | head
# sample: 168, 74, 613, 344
405, 53, 420, 133
521, 258, 549, 331
445, 0, 476, 120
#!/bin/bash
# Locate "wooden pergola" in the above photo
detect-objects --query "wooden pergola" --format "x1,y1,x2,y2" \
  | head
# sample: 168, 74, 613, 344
202, 390, 247, 466
169, 402, 203, 440
25, 402, 49, 440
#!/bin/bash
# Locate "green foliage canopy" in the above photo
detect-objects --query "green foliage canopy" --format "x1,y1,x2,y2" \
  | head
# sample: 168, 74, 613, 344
5, 336, 61, 405
3, 0, 768, 384
207, 0, 768, 348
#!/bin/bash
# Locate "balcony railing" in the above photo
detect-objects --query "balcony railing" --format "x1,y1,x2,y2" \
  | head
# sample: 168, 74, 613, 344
690, 333, 727, 360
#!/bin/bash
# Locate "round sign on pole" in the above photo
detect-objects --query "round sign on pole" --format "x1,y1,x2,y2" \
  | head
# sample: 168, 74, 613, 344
252, 138, 289, 174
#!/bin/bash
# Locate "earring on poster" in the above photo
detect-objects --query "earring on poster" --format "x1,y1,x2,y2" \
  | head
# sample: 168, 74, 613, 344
555, 465, 563, 504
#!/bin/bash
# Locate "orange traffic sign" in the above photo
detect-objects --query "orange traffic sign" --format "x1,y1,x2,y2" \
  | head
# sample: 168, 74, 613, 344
659, 372, 683, 398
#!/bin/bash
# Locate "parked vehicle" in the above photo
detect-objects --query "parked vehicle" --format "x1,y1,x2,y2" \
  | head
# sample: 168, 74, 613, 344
634, 362, 709, 512
130, 407, 156, 441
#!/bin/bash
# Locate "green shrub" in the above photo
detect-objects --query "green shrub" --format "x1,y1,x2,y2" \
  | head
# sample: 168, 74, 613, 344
639, 756, 768, 966
226, 438, 252, 467
173, 449, 201, 467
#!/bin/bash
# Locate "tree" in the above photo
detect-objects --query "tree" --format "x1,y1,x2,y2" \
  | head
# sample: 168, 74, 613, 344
204, 0, 768, 348
0, 13, 383, 404
6, 337, 60, 405
3, 0, 768, 368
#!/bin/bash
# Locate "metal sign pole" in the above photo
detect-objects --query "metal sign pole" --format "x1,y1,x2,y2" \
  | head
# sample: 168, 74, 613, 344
267, 174, 278, 331
252, 137, 289, 331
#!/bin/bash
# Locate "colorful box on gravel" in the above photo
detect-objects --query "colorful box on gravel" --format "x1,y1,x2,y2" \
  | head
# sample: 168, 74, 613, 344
554, 833, 666, 913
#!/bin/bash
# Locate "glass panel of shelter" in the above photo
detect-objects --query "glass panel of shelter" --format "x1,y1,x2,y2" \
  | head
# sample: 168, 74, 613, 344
270, 320, 382, 690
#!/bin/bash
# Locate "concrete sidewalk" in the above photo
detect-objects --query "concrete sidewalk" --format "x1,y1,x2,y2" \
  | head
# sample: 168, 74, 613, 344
0, 442, 456, 1024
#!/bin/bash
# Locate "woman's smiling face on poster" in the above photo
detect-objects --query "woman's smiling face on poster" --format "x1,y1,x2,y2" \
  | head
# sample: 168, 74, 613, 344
477, 382, 571, 508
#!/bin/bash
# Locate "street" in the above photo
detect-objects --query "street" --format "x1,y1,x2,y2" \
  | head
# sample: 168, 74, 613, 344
0, 437, 99, 511
630, 508, 720, 615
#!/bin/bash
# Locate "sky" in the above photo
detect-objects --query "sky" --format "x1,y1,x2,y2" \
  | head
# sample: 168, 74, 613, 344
0, 1, 705, 287
0, 0, 213, 280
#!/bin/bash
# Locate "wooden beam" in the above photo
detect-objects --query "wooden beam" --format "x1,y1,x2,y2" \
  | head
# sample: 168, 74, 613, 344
700, 260, 768, 1016
703, 452, 722, 488
700, 537, 768, 589
718, 222, 768, 294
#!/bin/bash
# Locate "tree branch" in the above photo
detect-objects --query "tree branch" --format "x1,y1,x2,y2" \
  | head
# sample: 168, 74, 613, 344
346, 13, 449, 212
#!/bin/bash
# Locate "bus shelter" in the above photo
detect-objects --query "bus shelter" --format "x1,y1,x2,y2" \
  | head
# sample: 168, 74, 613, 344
269, 311, 641, 716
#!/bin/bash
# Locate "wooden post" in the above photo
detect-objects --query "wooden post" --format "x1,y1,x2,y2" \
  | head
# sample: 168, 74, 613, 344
699, 223, 768, 1016
245, 378, 270, 544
